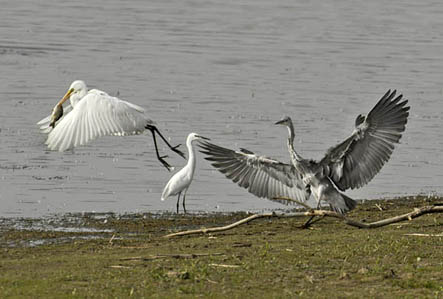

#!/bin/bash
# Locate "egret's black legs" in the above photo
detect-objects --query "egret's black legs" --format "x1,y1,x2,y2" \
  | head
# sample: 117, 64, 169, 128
176, 192, 181, 214
146, 124, 186, 160
182, 191, 187, 214
146, 125, 171, 171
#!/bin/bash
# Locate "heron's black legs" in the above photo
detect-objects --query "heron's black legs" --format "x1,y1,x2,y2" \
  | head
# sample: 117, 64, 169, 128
176, 192, 181, 214
304, 214, 325, 227
146, 125, 172, 171
301, 215, 315, 229
301, 200, 322, 229
146, 124, 186, 160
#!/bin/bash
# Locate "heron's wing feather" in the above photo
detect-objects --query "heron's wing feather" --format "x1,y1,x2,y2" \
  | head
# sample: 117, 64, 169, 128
45, 91, 151, 151
199, 141, 310, 205
321, 90, 410, 190
37, 104, 73, 133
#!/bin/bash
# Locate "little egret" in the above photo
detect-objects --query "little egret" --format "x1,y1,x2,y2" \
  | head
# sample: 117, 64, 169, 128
37, 80, 185, 170
199, 90, 410, 214
161, 133, 210, 213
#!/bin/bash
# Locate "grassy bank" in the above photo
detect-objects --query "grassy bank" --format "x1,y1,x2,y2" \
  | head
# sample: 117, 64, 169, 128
0, 196, 442, 298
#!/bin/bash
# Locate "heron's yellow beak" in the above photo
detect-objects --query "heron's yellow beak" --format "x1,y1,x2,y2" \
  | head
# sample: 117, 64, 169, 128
57, 88, 74, 106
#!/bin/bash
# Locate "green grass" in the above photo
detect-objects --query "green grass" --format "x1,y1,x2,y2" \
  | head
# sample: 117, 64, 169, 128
0, 196, 442, 298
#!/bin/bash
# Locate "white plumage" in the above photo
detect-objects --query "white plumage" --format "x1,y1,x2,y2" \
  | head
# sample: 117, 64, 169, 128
37, 80, 185, 170
161, 133, 209, 213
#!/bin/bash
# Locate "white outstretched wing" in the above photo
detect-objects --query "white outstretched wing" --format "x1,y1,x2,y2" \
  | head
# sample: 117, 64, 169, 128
45, 90, 152, 151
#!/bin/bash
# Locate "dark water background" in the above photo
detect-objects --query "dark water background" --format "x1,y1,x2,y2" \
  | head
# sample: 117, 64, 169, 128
1, 0, 442, 217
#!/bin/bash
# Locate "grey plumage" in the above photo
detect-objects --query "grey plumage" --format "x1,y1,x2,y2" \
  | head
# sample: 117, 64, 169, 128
320, 89, 410, 191
199, 90, 409, 214
200, 141, 310, 205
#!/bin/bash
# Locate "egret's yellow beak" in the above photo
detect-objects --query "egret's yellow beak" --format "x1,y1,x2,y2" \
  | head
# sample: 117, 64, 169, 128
57, 88, 74, 106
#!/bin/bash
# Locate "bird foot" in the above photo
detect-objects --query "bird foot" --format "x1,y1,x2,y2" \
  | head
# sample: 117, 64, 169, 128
171, 144, 186, 159
301, 213, 325, 229
300, 221, 313, 229
158, 156, 172, 171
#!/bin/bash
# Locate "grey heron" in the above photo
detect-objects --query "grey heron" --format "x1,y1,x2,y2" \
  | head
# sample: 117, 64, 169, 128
161, 133, 210, 213
199, 90, 410, 214
37, 80, 185, 171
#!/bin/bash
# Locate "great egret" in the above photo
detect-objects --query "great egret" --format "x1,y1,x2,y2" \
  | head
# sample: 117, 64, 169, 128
37, 80, 185, 170
199, 90, 410, 214
161, 133, 210, 213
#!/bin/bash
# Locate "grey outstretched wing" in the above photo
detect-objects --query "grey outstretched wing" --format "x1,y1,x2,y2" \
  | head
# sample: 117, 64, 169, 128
321, 90, 410, 191
199, 141, 310, 205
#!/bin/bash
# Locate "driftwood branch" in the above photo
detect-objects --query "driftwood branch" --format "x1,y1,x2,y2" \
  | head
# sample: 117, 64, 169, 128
164, 213, 276, 238
164, 205, 443, 238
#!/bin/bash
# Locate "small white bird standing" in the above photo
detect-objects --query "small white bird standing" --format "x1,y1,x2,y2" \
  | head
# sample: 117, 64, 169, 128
37, 80, 185, 170
161, 133, 210, 213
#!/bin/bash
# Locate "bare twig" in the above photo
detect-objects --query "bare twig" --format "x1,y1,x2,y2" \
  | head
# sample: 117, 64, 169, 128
404, 233, 443, 237
164, 213, 276, 238
164, 205, 443, 238
109, 265, 131, 269
340, 206, 443, 228
120, 253, 224, 261
164, 211, 331, 238
108, 234, 116, 245
167, 213, 267, 237
209, 263, 241, 268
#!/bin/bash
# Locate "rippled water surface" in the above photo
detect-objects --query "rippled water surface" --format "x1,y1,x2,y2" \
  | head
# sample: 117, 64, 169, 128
1, 0, 443, 217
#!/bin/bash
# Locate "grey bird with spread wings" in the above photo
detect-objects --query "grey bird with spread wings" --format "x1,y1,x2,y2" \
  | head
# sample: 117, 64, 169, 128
199, 90, 410, 214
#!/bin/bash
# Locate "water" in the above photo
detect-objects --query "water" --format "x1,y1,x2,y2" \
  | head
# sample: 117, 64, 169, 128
1, 0, 442, 217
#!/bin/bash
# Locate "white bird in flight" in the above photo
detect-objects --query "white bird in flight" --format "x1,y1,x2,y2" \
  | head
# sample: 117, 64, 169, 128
161, 133, 210, 213
199, 90, 410, 217
37, 80, 185, 170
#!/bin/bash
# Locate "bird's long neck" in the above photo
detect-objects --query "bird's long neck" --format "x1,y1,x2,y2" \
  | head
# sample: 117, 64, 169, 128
186, 138, 197, 175
286, 122, 302, 163
70, 89, 87, 107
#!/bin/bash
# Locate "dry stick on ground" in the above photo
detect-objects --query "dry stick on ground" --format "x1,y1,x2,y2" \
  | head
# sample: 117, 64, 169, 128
120, 253, 224, 261
164, 205, 443, 238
